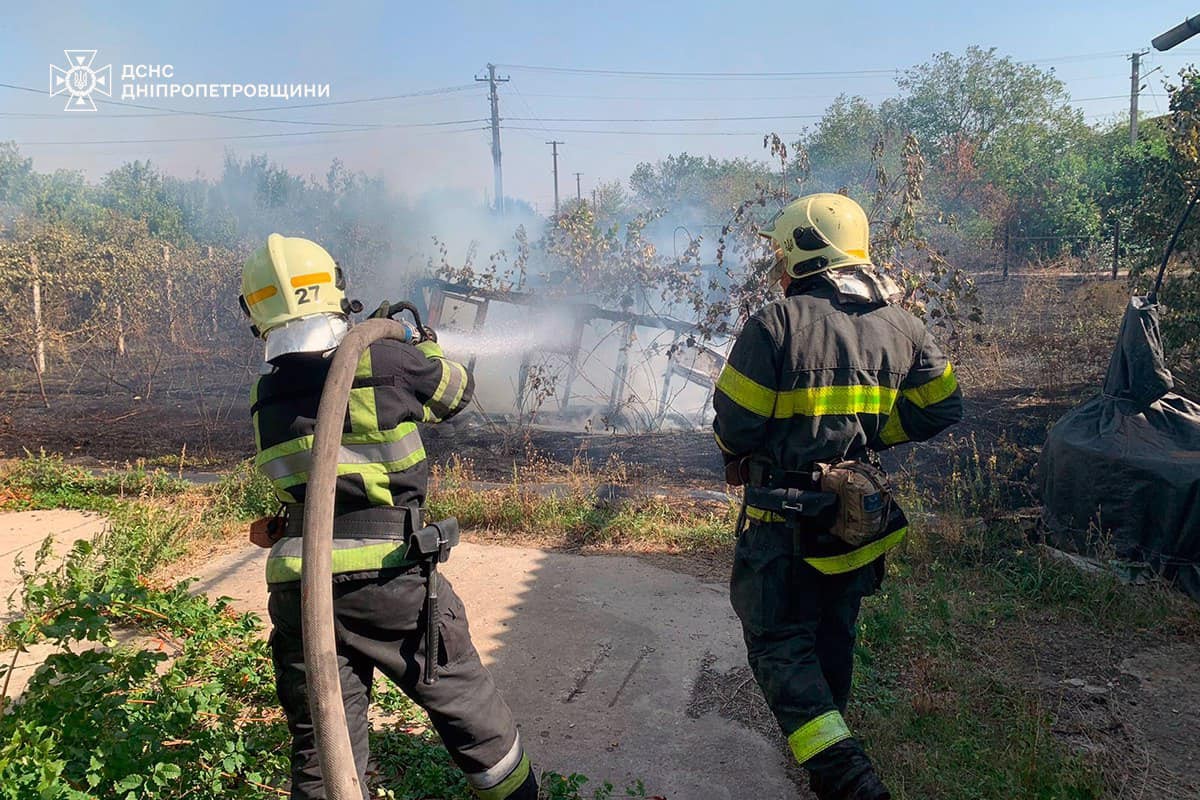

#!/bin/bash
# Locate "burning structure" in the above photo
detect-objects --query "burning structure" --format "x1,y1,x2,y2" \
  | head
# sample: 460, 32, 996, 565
413, 278, 728, 431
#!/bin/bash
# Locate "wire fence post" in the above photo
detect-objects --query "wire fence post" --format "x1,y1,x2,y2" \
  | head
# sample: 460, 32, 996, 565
1112, 219, 1121, 280
1003, 222, 1010, 279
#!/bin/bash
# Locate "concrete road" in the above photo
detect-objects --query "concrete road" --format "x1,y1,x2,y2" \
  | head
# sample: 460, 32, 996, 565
4, 510, 798, 799
1, 510, 109, 700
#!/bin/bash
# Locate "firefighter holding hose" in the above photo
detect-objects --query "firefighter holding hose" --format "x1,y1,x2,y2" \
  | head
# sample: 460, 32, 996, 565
714, 194, 963, 800
240, 234, 537, 800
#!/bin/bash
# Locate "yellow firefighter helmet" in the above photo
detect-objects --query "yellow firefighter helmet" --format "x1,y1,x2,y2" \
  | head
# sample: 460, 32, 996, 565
758, 193, 872, 280
239, 234, 351, 361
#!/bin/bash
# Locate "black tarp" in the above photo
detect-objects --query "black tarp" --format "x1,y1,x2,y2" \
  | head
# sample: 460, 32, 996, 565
1040, 296, 1200, 598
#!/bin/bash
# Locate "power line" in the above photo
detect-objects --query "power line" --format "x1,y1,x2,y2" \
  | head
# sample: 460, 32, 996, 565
513, 90, 899, 102
0, 91, 484, 120
1022, 50, 1131, 64
498, 51, 1136, 81
505, 113, 825, 122
14, 122, 489, 146
498, 63, 896, 79
1073, 93, 1167, 102
503, 125, 801, 136
508, 82, 554, 136
0, 81, 483, 124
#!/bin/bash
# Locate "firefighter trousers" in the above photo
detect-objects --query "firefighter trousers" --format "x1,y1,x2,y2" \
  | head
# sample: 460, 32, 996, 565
729, 521, 884, 798
268, 568, 536, 800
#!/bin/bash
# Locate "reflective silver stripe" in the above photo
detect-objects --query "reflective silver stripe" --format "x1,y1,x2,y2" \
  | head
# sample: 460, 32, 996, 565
339, 433, 422, 465
260, 449, 312, 480
258, 429, 424, 479
464, 732, 523, 789
440, 360, 466, 406
269, 536, 401, 559
427, 360, 467, 420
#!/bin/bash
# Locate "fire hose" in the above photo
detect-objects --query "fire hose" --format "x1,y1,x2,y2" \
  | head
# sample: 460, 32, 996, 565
300, 304, 450, 799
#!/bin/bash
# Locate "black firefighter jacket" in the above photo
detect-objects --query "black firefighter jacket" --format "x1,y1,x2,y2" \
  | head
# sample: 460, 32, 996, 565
713, 278, 963, 572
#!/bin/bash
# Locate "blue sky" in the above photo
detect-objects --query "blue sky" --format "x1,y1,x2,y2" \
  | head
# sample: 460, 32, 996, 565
1, 1, 1198, 213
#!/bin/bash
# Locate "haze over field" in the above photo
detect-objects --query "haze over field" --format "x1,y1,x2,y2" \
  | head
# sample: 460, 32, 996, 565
1, 1, 1194, 213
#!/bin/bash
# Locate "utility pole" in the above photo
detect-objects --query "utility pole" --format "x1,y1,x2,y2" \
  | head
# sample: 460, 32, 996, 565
546, 140, 564, 214
1130, 50, 1148, 145
476, 63, 510, 215
574, 172, 583, 203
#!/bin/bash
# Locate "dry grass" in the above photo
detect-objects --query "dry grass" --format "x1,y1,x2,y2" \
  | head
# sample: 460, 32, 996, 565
427, 454, 737, 556
957, 269, 1131, 393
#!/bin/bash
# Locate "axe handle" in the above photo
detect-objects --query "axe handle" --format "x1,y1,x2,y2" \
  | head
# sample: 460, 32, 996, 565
423, 563, 440, 685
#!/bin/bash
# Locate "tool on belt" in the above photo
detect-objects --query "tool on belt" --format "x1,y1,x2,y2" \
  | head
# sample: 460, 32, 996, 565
407, 517, 460, 685
733, 457, 833, 534
734, 455, 894, 548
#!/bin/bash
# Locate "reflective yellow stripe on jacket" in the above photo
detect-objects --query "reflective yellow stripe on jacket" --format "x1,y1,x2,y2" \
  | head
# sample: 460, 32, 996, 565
878, 363, 960, 446
265, 537, 419, 584
904, 362, 958, 408
742, 509, 908, 575
255, 421, 427, 583
715, 363, 899, 420
254, 422, 426, 497
803, 527, 907, 574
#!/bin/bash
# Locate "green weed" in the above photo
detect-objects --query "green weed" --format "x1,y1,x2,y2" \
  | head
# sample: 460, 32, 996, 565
0, 450, 189, 512
0, 453, 661, 799
205, 457, 278, 522
1, 561, 289, 798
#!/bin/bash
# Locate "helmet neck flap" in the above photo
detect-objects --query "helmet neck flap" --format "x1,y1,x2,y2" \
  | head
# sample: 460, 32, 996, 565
263, 312, 350, 363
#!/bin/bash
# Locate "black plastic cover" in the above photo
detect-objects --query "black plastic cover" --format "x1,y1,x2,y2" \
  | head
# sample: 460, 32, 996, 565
1040, 297, 1200, 598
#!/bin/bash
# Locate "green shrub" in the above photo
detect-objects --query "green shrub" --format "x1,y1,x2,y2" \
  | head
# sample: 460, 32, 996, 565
205, 458, 277, 522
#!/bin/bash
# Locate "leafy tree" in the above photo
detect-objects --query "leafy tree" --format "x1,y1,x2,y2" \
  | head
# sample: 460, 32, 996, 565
0, 142, 36, 213
801, 95, 891, 190
895, 47, 1079, 158
629, 152, 775, 224
100, 160, 187, 244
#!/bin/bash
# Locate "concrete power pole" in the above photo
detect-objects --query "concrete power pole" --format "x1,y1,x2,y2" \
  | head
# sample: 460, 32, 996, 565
31, 253, 44, 375
476, 63, 510, 214
1130, 50, 1148, 145
546, 140, 564, 214
574, 172, 583, 203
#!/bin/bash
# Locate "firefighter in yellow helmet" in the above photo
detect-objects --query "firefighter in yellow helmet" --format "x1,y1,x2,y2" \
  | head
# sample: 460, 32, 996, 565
713, 194, 962, 800
241, 234, 537, 800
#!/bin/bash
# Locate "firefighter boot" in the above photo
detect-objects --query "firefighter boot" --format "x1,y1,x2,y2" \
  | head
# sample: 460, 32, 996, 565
811, 764, 890, 800
844, 768, 891, 800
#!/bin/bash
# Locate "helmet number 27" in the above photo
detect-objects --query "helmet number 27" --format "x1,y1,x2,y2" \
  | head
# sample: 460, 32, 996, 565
295, 286, 320, 304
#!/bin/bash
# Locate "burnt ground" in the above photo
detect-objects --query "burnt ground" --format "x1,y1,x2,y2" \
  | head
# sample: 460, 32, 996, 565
1030, 622, 1200, 798
0, 361, 1083, 494
0, 370, 734, 482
